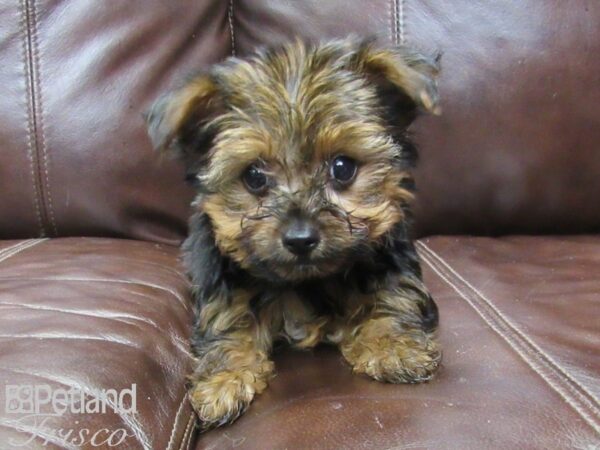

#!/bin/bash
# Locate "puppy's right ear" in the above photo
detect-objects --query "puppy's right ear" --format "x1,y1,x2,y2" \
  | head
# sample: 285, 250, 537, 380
145, 75, 222, 171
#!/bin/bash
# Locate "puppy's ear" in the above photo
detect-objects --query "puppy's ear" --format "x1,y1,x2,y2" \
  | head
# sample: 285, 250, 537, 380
350, 40, 441, 129
145, 75, 223, 179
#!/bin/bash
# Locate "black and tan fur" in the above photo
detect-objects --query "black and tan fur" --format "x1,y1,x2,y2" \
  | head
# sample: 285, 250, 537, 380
146, 37, 442, 429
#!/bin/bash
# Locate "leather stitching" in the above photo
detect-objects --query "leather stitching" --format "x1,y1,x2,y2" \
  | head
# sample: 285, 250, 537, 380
418, 241, 600, 408
418, 242, 600, 424
0, 239, 47, 265
0, 240, 33, 259
391, 0, 406, 45
390, 0, 397, 45
185, 416, 196, 450
30, 0, 57, 235
228, 0, 236, 56
19, 0, 45, 236
178, 413, 196, 450
399, 0, 405, 44
0, 240, 33, 263
417, 241, 600, 434
419, 244, 600, 435
166, 394, 189, 450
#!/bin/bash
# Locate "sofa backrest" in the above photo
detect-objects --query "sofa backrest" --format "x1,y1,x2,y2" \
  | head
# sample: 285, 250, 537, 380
2, 0, 599, 243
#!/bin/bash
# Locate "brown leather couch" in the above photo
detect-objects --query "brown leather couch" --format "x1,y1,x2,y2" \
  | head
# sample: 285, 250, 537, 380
1, 1, 598, 449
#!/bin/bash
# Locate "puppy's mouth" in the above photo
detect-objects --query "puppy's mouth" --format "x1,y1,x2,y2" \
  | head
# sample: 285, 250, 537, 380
240, 238, 358, 283
293, 255, 320, 266
239, 251, 337, 283
262, 254, 345, 282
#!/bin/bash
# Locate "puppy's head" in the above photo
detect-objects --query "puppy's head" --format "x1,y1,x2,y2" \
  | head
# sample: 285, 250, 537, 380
146, 38, 439, 283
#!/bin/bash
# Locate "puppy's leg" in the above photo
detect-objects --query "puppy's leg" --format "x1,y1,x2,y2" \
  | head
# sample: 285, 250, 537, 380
188, 289, 274, 429
340, 275, 441, 383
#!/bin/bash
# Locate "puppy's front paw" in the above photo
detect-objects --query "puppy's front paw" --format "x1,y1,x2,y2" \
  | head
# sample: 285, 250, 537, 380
342, 329, 441, 384
189, 363, 273, 429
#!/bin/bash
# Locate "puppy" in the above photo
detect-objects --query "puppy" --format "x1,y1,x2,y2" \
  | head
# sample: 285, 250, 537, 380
146, 37, 441, 429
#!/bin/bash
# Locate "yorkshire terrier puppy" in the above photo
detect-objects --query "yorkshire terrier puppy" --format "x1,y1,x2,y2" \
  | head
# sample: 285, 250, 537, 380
146, 37, 441, 429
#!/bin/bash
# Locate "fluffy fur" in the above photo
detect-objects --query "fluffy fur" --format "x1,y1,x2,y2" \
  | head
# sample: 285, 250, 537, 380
146, 37, 441, 429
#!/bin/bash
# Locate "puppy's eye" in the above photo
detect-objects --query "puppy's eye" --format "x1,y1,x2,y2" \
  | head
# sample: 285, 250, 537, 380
330, 155, 357, 187
242, 164, 268, 195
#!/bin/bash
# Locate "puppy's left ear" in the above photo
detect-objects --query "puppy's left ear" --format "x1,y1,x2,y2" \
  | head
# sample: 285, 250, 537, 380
350, 40, 441, 128
145, 75, 223, 174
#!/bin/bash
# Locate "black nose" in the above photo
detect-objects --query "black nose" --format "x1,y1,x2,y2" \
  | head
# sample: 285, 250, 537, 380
282, 220, 320, 256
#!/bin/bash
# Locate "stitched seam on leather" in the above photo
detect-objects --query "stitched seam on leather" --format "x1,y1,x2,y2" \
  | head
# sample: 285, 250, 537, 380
419, 243, 600, 417
419, 247, 600, 434
183, 414, 196, 450
399, 0, 406, 44
0, 240, 33, 259
185, 417, 196, 450
166, 395, 189, 450
0, 241, 33, 263
0, 239, 46, 265
228, 0, 236, 56
19, 0, 45, 236
417, 242, 600, 434
418, 241, 600, 409
30, 0, 57, 235
178, 413, 195, 450
391, 0, 398, 45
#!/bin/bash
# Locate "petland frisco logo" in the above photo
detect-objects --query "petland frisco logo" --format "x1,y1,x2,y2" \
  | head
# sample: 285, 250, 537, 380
5, 384, 137, 447
6, 384, 137, 415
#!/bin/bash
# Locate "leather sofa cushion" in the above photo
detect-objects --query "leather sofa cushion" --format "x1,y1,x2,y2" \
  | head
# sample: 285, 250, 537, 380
196, 235, 600, 449
3, 1, 599, 242
0, 238, 597, 448
0, 238, 196, 449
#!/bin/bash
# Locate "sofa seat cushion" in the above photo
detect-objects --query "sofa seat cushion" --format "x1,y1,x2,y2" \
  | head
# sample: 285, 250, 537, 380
196, 236, 600, 449
0, 238, 196, 450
